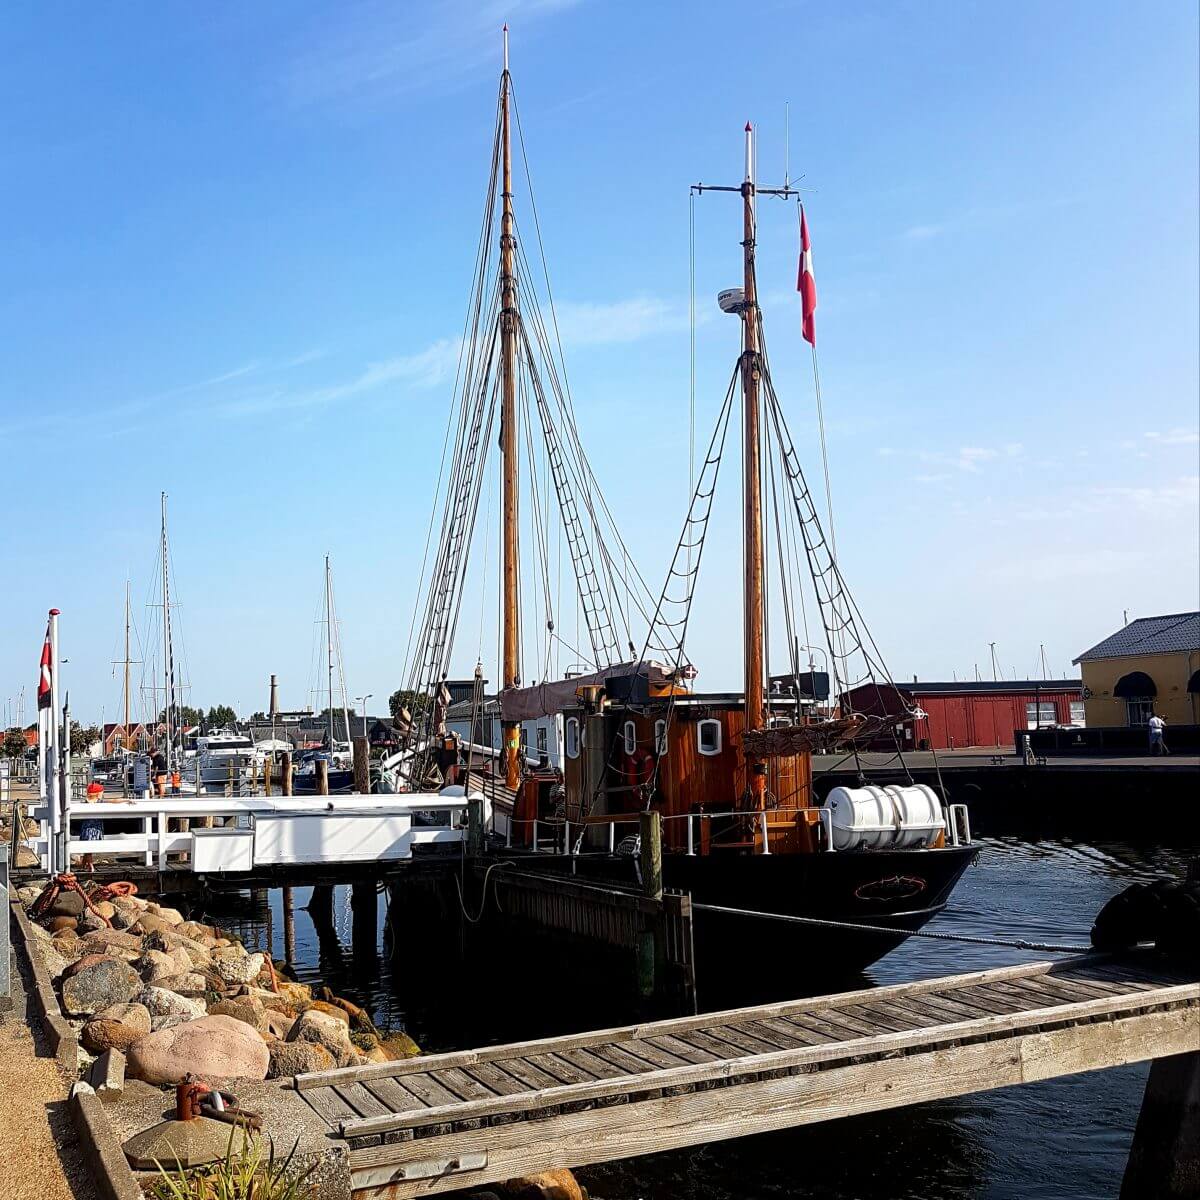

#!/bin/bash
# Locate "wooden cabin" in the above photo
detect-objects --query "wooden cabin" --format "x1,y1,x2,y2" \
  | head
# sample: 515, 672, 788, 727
508, 687, 818, 856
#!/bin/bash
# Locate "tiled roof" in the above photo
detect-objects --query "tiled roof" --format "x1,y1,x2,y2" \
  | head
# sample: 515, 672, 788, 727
1074, 612, 1200, 663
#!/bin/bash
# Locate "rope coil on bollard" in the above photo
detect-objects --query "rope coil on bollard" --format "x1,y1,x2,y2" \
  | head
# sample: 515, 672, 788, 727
690, 901, 1094, 953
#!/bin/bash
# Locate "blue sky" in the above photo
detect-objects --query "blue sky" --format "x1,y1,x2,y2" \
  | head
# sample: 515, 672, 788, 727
2, 0, 1197, 725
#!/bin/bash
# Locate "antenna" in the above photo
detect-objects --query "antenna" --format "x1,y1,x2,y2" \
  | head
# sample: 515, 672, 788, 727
502, 22, 509, 72
784, 101, 789, 187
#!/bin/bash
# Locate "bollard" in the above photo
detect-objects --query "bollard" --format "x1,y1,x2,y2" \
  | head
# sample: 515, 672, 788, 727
315, 758, 329, 797
281, 752, 293, 797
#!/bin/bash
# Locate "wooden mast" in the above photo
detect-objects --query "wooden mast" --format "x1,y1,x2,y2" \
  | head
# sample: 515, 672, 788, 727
740, 123, 766, 809
499, 24, 522, 791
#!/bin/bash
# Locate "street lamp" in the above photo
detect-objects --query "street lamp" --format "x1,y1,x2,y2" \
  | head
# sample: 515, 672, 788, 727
355, 695, 373, 739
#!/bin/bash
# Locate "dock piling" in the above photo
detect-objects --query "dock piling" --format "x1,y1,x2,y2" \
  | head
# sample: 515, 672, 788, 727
316, 759, 329, 797
353, 737, 370, 795
281, 752, 293, 797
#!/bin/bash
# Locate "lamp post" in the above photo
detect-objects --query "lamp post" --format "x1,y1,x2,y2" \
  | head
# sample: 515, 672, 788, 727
355, 695, 372, 740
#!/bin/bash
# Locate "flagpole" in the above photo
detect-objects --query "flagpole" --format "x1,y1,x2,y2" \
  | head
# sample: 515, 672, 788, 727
48, 609, 62, 873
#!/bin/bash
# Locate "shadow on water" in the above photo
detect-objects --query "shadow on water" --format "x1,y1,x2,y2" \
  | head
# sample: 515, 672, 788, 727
188, 834, 1198, 1200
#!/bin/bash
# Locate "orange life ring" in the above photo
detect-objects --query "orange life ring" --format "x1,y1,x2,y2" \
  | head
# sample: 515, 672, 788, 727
622, 746, 655, 789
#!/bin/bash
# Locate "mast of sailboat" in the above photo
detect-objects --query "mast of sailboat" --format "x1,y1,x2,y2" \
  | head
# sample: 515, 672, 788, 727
741, 122, 767, 810
160, 492, 174, 773
123, 581, 132, 741
499, 24, 522, 791
325, 555, 335, 750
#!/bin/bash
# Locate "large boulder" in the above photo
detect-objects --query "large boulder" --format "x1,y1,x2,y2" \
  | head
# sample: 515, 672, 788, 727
79, 929, 142, 954
62, 952, 109, 980
61, 958, 141, 1017
42, 889, 85, 919
143, 929, 212, 967
96, 1002, 152, 1034
378, 1032, 422, 1061
151, 972, 211, 996
50, 929, 84, 960
177, 920, 219, 942
303, 1000, 350, 1026
125, 1015, 270, 1086
137, 986, 207, 1021
267, 1040, 334, 1079
48, 916, 78, 933
132, 949, 179, 983
80, 1018, 145, 1055
262, 1010, 296, 1040
288, 1008, 357, 1067
208, 998, 267, 1032
212, 947, 265, 986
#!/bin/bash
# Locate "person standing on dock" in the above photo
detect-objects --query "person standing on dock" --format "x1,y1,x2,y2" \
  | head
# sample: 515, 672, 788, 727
1147, 712, 1169, 755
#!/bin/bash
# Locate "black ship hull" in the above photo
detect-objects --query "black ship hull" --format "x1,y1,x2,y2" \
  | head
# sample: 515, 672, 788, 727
507, 843, 980, 981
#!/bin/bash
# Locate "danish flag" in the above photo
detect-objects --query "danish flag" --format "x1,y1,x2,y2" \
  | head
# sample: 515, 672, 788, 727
37, 617, 53, 709
797, 205, 817, 345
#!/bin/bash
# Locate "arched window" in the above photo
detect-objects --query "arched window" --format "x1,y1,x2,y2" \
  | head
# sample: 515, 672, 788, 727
622, 721, 637, 755
697, 718, 722, 756
565, 717, 580, 759
1114, 671, 1156, 727
654, 719, 668, 756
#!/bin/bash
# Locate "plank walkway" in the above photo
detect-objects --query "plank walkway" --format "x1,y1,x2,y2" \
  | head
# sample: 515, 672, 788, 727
294, 952, 1199, 1196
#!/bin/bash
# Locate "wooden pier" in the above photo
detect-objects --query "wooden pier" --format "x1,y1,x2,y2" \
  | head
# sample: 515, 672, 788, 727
293, 952, 1198, 1197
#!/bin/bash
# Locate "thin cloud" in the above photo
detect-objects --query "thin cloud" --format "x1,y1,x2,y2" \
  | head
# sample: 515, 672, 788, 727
904, 224, 943, 241
281, 0, 582, 109
553, 296, 692, 347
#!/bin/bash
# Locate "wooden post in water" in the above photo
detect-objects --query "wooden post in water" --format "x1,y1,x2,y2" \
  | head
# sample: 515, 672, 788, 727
468, 794, 485, 858
638, 810, 663, 1000
281, 752, 292, 797
351, 879, 378, 965
315, 758, 329, 797
281, 886, 296, 965
352, 736, 370, 795
1121, 1052, 1200, 1199
263, 757, 272, 797
639, 811, 663, 900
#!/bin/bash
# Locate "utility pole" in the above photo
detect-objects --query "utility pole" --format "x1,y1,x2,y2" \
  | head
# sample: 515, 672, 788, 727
499, 24, 522, 793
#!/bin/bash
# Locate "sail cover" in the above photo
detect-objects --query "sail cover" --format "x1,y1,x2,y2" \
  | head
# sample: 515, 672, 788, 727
499, 661, 676, 723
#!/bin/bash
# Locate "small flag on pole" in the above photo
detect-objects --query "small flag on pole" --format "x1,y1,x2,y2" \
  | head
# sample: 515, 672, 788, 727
37, 619, 53, 710
797, 205, 817, 345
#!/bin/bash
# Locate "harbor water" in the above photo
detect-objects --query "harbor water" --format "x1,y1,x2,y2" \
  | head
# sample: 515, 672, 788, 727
201, 836, 1196, 1200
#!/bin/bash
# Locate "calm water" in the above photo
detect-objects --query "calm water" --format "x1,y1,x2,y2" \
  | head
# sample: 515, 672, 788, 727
198, 838, 1196, 1200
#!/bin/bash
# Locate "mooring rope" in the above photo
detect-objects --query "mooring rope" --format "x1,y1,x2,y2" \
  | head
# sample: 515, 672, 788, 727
691, 901, 1093, 953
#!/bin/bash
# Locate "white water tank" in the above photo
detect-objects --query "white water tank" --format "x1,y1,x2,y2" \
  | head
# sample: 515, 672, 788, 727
823, 783, 945, 851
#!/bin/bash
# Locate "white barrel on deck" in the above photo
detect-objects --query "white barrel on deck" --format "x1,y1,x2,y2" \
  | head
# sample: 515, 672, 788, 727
824, 783, 945, 850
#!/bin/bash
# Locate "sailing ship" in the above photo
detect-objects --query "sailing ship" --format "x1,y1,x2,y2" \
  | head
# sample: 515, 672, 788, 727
401, 35, 977, 975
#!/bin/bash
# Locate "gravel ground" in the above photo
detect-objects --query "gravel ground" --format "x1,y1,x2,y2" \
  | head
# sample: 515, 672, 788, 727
1, 926, 99, 1200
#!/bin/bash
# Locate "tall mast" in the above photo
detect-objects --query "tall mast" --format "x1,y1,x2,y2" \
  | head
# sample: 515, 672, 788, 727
325, 555, 335, 750
123, 581, 131, 743
740, 123, 767, 808
499, 24, 522, 790
160, 492, 173, 772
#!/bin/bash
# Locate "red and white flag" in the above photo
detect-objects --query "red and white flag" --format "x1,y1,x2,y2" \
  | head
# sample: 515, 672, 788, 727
797, 204, 817, 345
37, 618, 52, 710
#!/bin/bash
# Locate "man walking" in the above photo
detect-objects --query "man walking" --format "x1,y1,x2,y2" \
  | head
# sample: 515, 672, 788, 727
1148, 712, 1169, 755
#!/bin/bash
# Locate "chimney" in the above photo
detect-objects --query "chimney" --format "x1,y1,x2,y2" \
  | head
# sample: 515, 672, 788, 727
269, 674, 279, 718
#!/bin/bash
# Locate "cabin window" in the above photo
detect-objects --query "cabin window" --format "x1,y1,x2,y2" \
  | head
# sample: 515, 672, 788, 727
565, 717, 580, 759
654, 719, 668, 756
697, 718, 722, 756
1068, 701, 1086, 727
622, 721, 637, 755
536, 726, 548, 754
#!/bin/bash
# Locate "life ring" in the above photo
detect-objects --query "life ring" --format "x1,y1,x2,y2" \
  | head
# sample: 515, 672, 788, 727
622, 746, 655, 789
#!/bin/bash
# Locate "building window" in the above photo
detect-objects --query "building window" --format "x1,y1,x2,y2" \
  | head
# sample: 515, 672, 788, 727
622, 721, 637, 755
697, 719, 722, 756
654, 719, 668, 756
1025, 702, 1057, 729
536, 725, 547, 754
1068, 701, 1085, 727
565, 717, 580, 759
1126, 699, 1154, 727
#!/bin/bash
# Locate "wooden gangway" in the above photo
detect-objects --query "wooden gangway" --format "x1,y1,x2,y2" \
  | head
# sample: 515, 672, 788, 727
294, 953, 1199, 1197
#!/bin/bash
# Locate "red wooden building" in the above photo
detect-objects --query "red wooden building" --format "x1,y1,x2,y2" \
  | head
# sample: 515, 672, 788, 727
842, 679, 1084, 751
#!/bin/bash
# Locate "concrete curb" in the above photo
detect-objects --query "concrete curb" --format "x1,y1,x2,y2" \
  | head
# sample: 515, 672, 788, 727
70, 1084, 144, 1200
9, 898, 78, 1072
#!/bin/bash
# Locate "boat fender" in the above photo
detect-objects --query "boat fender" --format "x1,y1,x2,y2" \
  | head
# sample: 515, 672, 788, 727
622, 746, 654, 789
